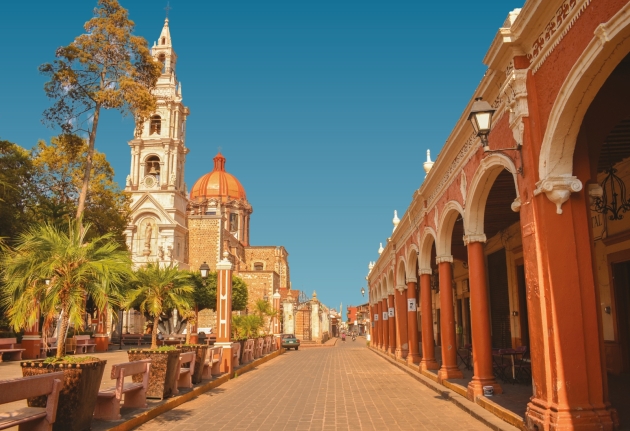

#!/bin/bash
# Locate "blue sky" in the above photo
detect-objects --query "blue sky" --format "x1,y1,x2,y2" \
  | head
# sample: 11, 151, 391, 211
1, 0, 522, 320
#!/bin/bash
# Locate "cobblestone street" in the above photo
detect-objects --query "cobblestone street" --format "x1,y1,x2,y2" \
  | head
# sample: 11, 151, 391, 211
136, 340, 494, 431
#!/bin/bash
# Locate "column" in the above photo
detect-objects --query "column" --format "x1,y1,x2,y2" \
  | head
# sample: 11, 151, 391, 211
216, 251, 234, 374
272, 290, 281, 336
387, 293, 396, 354
436, 256, 463, 381
21, 300, 41, 359
372, 303, 379, 347
406, 278, 421, 364
465, 237, 502, 399
419, 269, 439, 371
394, 285, 409, 359
94, 307, 109, 352
377, 300, 384, 349
381, 298, 389, 351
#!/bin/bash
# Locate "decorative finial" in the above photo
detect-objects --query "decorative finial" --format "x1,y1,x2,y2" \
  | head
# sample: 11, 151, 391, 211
423, 150, 434, 177
378, 243, 384, 255
312, 291, 317, 298
223, 251, 229, 259
392, 210, 400, 232
164, 1, 172, 19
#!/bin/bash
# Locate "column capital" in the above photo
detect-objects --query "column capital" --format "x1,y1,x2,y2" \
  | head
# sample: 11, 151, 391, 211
405, 277, 417, 284
463, 234, 487, 245
418, 268, 432, 275
216, 251, 233, 270
387, 286, 395, 296
436, 255, 453, 264
395, 284, 407, 292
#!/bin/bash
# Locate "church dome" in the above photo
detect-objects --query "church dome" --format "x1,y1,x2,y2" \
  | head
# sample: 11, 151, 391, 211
190, 153, 247, 202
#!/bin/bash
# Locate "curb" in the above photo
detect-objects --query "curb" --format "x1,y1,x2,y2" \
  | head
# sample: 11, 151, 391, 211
300, 338, 338, 348
369, 347, 524, 431
108, 348, 285, 431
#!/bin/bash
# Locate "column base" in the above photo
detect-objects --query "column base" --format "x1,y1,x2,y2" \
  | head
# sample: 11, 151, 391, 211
526, 398, 615, 431
94, 334, 109, 352
388, 346, 396, 354
406, 353, 421, 365
21, 335, 42, 360
419, 358, 439, 371
395, 347, 409, 359
215, 342, 234, 374
467, 377, 502, 401
437, 365, 463, 382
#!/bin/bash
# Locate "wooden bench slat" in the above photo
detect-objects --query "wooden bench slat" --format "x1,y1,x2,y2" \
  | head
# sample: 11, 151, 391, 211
98, 382, 144, 397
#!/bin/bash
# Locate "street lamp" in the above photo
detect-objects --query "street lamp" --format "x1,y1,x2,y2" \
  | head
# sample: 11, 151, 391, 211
263, 295, 269, 302
361, 287, 365, 297
468, 97, 496, 149
199, 262, 210, 285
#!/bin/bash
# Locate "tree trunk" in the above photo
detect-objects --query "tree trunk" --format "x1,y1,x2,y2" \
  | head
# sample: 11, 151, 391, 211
75, 100, 101, 220
185, 321, 191, 345
151, 314, 159, 350
56, 305, 71, 358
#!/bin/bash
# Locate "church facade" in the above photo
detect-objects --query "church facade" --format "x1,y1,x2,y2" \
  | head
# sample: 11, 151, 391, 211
123, 19, 291, 330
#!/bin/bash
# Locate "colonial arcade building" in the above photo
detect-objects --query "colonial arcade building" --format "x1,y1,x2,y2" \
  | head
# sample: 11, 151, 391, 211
368, 1, 630, 430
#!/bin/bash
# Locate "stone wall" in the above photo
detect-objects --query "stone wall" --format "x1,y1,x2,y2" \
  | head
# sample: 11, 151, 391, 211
188, 215, 221, 271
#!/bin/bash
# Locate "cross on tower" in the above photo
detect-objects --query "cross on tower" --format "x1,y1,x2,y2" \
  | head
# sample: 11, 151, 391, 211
165, 2, 172, 19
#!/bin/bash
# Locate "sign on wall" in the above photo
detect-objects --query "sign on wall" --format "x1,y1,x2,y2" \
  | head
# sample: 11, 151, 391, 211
382, 312, 388, 321
374, 314, 379, 321
407, 298, 417, 312
388, 307, 395, 317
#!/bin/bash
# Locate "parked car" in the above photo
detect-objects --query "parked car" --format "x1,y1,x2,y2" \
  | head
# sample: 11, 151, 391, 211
281, 334, 300, 350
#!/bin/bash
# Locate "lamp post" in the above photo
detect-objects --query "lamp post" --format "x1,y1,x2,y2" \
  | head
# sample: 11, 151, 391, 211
468, 97, 496, 150
361, 287, 365, 297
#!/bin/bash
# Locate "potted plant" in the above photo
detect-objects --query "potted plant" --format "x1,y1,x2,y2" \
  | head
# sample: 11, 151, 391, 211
1, 220, 130, 431
125, 262, 194, 398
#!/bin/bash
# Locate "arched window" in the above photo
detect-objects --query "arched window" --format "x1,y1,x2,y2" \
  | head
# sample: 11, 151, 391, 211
161, 37, 166, 45
254, 262, 264, 271
157, 54, 166, 72
150, 115, 161, 135
145, 156, 161, 179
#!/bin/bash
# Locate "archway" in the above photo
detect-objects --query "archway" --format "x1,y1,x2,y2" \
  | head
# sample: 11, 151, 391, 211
418, 228, 439, 371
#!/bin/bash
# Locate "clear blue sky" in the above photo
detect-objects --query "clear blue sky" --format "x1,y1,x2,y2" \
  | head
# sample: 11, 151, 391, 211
1, 0, 522, 320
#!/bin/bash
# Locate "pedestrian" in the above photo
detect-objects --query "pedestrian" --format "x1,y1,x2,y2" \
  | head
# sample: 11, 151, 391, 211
341, 332, 346, 342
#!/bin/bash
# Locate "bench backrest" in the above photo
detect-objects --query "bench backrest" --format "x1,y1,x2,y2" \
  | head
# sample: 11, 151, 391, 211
209, 346, 222, 362
0, 338, 16, 347
244, 339, 254, 351
180, 351, 196, 369
123, 334, 143, 339
231, 342, 241, 357
74, 335, 92, 343
0, 372, 64, 403
110, 360, 152, 380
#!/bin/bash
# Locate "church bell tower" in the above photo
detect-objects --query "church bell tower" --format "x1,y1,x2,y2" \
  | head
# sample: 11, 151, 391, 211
124, 18, 190, 268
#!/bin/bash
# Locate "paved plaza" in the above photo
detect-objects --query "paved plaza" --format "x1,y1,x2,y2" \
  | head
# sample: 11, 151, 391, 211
136, 340, 496, 431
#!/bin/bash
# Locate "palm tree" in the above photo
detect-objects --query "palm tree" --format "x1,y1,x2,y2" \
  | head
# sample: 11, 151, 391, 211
0, 219, 132, 358
125, 263, 194, 349
253, 299, 278, 334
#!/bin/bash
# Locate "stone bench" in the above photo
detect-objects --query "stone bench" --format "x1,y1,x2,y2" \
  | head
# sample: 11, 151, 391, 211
0, 372, 63, 431
176, 351, 196, 391
231, 342, 241, 368
121, 334, 144, 346
0, 338, 25, 362
94, 360, 151, 421
241, 339, 255, 364
74, 335, 96, 354
202, 346, 223, 379
262, 336, 272, 355
254, 338, 264, 359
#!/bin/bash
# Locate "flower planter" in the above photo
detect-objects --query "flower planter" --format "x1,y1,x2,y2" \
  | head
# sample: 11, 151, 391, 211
21, 357, 106, 431
177, 345, 208, 384
128, 349, 181, 399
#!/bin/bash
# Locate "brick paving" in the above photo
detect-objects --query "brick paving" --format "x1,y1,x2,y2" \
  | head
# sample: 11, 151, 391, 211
136, 339, 493, 431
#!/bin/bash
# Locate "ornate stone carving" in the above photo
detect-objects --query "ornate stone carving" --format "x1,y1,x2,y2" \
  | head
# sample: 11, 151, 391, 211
528, 0, 592, 73
387, 285, 395, 296
511, 196, 522, 213
435, 255, 453, 264
395, 284, 407, 292
534, 175, 583, 214
463, 234, 487, 245
418, 268, 432, 276
588, 183, 603, 205
433, 208, 439, 231
405, 277, 417, 284
501, 69, 529, 147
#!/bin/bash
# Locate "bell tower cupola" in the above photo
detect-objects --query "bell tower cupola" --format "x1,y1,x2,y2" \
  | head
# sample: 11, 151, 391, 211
124, 18, 190, 269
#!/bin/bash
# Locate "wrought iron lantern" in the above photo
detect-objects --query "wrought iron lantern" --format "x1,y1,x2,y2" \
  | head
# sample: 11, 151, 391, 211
468, 97, 496, 148
361, 287, 365, 297
199, 261, 210, 285
592, 165, 630, 220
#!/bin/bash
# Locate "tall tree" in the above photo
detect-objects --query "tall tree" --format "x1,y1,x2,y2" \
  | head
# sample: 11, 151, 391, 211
39, 0, 161, 220
31, 135, 131, 241
0, 220, 132, 358
0, 140, 38, 240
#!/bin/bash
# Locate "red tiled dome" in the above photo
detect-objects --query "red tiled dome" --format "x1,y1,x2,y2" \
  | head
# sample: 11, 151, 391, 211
190, 153, 247, 202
